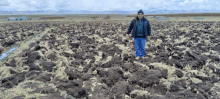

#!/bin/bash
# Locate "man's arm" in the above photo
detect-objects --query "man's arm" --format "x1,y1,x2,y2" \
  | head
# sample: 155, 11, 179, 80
147, 21, 151, 36
127, 20, 133, 34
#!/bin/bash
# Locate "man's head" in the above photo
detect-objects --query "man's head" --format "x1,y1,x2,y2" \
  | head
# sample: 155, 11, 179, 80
137, 9, 144, 19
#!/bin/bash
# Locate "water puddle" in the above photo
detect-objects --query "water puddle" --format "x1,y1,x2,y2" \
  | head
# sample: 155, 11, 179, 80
3, 18, 29, 22
0, 47, 18, 64
0, 33, 43, 63
154, 18, 170, 20
193, 18, 204, 20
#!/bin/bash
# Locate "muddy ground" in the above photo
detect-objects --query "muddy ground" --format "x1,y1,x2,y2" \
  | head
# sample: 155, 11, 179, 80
0, 20, 220, 99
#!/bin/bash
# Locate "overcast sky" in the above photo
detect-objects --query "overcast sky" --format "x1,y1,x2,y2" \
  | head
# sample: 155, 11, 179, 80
0, 0, 220, 14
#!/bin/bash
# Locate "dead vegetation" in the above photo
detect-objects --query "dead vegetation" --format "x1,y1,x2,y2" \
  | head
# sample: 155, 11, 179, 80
0, 20, 220, 99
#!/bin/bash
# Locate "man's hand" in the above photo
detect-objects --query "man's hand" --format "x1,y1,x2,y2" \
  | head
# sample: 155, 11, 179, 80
124, 33, 129, 37
147, 36, 150, 41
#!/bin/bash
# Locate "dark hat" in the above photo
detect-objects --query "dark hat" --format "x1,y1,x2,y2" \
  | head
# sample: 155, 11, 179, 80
137, 9, 144, 14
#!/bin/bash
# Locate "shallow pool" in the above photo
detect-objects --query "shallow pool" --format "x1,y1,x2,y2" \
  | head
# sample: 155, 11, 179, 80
193, 18, 204, 20
154, 18, 170, 20
0, 47, 18, 64
0, 33, 43, 64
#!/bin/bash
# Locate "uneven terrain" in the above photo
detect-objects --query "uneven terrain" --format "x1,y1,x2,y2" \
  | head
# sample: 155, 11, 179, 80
0, 19, 220, 99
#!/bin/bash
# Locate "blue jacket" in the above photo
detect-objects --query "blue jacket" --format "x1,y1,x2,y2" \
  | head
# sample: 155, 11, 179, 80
126, 16, 151, 39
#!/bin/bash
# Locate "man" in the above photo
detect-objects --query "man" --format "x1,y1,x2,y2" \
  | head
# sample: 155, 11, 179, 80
125, 9, 151, 59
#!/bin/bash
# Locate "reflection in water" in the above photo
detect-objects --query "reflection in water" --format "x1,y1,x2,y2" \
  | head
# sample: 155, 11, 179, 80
154, 18, 170, 20
0, 47, 18, 63
0, 33, 42, 63
193, 18, 204, 20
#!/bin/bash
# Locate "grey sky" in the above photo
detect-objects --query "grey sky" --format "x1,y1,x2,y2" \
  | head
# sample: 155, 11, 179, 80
0, 0, 219, 14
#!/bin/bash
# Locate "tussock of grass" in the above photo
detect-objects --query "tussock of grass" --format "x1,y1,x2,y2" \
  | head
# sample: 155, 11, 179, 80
0, 80, 51, 99
149, 62, 179, 82
101, 56, 113, 65
133, 61, 150, 69
53, 61, 68, 80
191, 78, 203, 84
0, 66, 17, 79
115, 44, 132, 56
84, 59, 92, 65
130, 90, 150, 97
94, 51, 103, 64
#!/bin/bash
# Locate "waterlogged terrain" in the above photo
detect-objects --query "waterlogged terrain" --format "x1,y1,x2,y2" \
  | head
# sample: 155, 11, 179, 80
0, 32, 43, 64
0, 20, 220, 99
0, 47, 18, 64
154, 18, 170, 20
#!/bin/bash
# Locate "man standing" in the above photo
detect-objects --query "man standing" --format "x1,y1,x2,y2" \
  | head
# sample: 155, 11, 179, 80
125, 9, 151, 59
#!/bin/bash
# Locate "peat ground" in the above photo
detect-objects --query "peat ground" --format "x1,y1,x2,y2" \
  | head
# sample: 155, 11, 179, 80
0, 20, 220, 99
